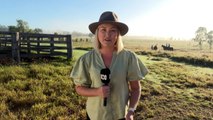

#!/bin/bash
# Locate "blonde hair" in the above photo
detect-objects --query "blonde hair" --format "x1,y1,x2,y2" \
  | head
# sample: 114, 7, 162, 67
93, 29, 124, 54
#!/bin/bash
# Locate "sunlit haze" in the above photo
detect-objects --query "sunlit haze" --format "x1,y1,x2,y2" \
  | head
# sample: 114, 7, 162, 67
127, 0, 213, 39
1, 0, 213, 40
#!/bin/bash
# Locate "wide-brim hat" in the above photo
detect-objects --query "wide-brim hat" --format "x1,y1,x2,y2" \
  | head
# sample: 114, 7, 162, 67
89, 11, 129, 36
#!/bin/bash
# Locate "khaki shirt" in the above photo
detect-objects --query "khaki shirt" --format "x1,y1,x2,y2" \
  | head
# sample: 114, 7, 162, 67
70, 49, 148, 120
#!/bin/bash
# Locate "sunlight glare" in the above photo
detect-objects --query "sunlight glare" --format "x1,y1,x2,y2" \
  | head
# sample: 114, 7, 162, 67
127, 0, 213, 39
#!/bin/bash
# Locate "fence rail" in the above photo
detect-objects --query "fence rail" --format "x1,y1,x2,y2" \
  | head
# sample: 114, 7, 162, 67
0, 31, 72, 63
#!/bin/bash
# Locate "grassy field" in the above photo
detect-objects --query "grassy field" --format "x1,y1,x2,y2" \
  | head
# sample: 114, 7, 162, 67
0, 37, 212, 119
137, 55, 213, 119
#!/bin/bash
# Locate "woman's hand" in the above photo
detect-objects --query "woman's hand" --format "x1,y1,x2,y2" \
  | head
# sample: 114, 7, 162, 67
126, 111, 134, 120
97, 85, 110, 98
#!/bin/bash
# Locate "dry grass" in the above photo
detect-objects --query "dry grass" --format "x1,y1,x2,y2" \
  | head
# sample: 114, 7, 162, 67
0, 37, 212, 119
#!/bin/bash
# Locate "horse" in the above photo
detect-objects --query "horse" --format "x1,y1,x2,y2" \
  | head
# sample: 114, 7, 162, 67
161, 45, 173, 51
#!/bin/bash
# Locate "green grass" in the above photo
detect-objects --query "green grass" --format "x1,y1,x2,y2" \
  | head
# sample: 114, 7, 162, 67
72, 49, 88, 60
0, 58, 86, 119
137, 54, 213, 119
0, 39, 213, 119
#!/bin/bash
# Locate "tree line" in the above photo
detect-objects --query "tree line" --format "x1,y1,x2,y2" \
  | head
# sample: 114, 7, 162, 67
2, 20, 211, 50
0, 19, 94, 38
194, 27, 213, 50
0, 19, 43, 34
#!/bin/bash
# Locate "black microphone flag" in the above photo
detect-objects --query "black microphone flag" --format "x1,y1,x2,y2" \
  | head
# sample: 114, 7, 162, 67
100, 68, 110, 106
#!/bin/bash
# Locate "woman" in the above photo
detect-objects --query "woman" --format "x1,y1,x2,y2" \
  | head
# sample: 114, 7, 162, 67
70, 11, 148, 120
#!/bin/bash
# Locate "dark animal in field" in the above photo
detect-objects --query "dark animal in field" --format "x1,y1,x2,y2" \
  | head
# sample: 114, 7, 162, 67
162, 44, 173, 51
151, 44, 158, 50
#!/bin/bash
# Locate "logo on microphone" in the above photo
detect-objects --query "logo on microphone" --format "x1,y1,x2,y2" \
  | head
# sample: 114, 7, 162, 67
101, 74, 107, 81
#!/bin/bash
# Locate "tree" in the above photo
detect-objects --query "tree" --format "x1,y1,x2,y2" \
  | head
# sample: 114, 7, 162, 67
194, 27, 207, 49
7, 20, 43, 33
16, 19, 30, 32
34, 28, 43, 34
0, 25, 8, 31
8, 25, 17, 32
207, 31, 213, 50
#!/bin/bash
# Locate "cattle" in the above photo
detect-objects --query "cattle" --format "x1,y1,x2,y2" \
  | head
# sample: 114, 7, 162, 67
151, 44, 158, 50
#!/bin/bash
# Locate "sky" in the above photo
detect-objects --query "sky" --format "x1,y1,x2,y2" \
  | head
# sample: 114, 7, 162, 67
1, 0, 213, 39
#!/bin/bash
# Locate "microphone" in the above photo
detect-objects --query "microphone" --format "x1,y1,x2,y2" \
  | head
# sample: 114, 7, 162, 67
100, 68, 111, 106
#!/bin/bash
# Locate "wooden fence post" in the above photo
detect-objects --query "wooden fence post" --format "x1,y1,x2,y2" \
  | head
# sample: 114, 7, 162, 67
27, 35, 31, 57
37, 36, 40, 54
66, 35, 72, 59
50, 36, 54, 55
11, 32, 20, 63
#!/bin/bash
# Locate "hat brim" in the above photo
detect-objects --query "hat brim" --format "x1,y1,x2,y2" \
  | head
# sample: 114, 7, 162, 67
89, 21, 128, 36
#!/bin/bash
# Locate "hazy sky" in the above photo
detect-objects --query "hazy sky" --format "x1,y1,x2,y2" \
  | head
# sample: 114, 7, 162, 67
1, 0, 213, 39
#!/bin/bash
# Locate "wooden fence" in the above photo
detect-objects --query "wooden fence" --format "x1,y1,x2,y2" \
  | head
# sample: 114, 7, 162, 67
0, 31, 72, 63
